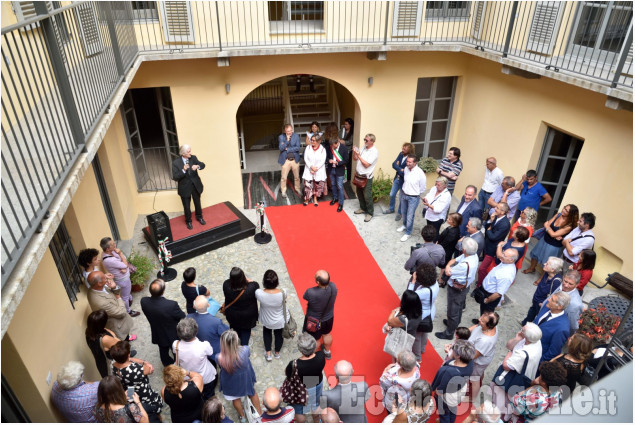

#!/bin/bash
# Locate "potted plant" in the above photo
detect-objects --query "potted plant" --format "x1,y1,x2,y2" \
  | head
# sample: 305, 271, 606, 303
371, 169, 393, 203
128, 250, 155, 292
418, 156, 439, 175
577, 304, 621, 345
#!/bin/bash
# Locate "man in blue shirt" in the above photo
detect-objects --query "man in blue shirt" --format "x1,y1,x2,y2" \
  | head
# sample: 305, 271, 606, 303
514, 169, 552, 222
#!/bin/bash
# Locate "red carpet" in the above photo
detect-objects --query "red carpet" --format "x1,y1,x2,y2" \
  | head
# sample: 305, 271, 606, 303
144, 203, 239, 242
266, 203, 471, 422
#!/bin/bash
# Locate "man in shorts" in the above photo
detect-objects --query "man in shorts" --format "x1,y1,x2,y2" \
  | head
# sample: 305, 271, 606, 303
302, 270, 338, 359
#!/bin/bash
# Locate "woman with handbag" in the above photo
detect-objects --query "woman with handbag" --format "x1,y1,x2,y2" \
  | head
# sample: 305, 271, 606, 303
222, 267, 260, 345
490, 323, 543, 419
407, 263, 439, 361
522, 204, 578, 274
383, 290, 422, 338
255, 270, 289, 362
173, 318, 216, 400
510, 362, 567, 422
218, 330, 261, 422
283, 333, 326, 423
95, 375, 149, 423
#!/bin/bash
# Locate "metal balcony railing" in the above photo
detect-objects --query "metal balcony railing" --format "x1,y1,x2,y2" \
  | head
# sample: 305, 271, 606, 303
1, 1, 632, 284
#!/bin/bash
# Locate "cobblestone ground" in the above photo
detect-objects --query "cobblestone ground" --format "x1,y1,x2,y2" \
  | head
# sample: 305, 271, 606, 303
124, 200, 611, 422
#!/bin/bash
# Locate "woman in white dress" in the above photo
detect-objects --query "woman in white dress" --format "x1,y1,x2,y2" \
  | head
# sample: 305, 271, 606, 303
302, 134, 327, 206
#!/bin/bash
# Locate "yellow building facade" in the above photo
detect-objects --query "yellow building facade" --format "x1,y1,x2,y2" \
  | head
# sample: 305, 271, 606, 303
1, 1, 632, 421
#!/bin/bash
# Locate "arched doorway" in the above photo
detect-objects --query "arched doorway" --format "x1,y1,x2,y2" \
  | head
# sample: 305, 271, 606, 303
237, 74, 359, 209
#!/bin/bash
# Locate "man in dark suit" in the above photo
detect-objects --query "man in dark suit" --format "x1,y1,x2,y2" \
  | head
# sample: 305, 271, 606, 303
476, 202, 511, 287
534, 291, 571, 362
187, 295, 229, 364
140, 278, 185, 366
456, 185, 483, 237
171, 144, 205, 230
322, 360, 369, 423
455, 217, 485, 259
326, 136, 349, 213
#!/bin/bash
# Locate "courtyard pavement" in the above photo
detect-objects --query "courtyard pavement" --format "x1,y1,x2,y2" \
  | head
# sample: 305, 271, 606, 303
121, 198, 612, 422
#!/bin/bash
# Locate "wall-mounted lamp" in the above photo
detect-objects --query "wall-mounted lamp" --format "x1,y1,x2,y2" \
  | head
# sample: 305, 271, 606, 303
225, 84, 230, 94
368, 77, 373, 87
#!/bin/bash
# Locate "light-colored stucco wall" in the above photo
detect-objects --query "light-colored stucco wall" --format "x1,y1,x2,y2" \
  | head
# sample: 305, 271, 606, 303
123, 51, 631, 278
2, 169, 110, 421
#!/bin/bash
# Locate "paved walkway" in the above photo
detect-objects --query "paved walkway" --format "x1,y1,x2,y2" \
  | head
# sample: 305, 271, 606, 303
123, 199, 613, 422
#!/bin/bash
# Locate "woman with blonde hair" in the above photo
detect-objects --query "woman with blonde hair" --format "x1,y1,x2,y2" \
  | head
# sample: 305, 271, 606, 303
161, 365, 204, 423
217, 329, 262, 421
508, 207, 537, 239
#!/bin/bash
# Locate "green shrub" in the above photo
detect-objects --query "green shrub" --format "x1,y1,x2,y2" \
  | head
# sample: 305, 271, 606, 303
128, 250, 155, 291
371, 169, 393, 203
418, 157, 439, 173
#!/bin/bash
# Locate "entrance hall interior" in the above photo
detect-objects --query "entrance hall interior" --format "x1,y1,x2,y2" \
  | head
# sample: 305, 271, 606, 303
237, 75, 358, 208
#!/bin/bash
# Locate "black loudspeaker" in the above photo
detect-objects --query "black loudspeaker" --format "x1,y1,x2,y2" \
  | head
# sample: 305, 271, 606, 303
147, 211, 172, 244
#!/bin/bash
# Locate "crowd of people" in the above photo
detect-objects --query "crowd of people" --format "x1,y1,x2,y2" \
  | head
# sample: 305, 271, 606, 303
50, 131, 630, 424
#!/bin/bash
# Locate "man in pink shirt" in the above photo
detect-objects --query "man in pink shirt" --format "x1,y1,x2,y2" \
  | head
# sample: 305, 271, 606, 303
100, 236, 139, 317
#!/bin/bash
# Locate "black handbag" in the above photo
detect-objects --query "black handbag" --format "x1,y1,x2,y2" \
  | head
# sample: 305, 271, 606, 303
416, 287, 433, 333
492, 350, 532, 392
473, 286, 488, 304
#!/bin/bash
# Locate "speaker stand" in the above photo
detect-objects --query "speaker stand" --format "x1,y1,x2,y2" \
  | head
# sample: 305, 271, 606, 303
157, 267, 177, 282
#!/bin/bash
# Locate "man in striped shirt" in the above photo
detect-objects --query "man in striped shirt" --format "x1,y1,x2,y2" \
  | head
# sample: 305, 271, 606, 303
50, 361, 99, 422
436, 147, 463, 194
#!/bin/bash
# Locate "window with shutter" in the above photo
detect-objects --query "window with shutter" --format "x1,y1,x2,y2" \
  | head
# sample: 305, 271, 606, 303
392, 1, 423, 37
526, 2, 563, 55
160, 1, 195, 43
11, 1, 52, 30
426, 1, 471, 20
74, 3, 104, 57
471, 1, 485, 39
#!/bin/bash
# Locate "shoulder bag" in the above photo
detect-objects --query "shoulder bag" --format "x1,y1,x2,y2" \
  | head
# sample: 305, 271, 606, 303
352, 172, 368, 188
416, 287, 434, 333
306, 285, 333, 333
196, 284, 221, 316
282, 290, 297, 339
220, 288, 246, 315
383, 316, 415, 358
492, 350, 532, 392
280, 360, 307, 405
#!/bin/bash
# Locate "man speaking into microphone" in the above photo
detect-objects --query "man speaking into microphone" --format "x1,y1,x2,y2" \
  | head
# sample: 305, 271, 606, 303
172, 144, 206, 230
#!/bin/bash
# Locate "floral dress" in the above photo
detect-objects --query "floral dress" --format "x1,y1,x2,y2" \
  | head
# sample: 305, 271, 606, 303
94, 403, 143, 423
510, 385, 562, 422
113, 362, 162, 413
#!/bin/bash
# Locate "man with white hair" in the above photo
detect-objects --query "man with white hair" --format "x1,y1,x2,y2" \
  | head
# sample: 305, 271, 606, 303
555, 270, 584, 333
187, 295, 229, 363
171, 144, 206, 230
464, 400, 502, 423
322, 360, 369, 422
87, 271, 135, 341
50, 361, 99, 422
533, 291, 571, 362
436, 237, 479, 340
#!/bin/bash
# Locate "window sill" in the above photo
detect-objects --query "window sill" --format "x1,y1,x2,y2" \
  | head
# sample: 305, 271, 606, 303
269, 20, 325, 35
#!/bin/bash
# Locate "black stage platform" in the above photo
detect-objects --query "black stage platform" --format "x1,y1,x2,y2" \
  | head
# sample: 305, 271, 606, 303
142, 202, 256, 265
